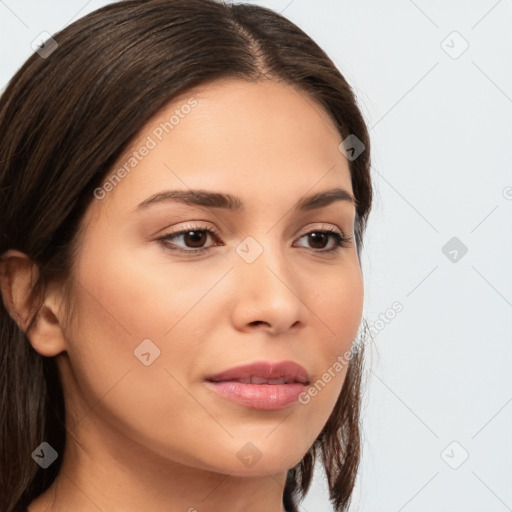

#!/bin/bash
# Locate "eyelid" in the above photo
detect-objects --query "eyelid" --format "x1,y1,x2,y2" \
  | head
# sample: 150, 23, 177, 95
297, 222, 346, 236
158, 222, 346, 240
159, 221, 220, 239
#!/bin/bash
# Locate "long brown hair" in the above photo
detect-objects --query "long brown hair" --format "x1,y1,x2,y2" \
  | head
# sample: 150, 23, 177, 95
0, 1, 373, 511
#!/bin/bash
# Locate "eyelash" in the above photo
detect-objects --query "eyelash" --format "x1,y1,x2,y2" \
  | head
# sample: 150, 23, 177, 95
156, 223, 352, 255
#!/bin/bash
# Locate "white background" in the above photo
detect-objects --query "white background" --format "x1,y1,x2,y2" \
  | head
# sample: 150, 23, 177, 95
1, 1, 511, 511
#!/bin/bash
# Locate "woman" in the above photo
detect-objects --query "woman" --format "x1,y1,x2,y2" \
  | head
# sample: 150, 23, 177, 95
0, 1, 373, 511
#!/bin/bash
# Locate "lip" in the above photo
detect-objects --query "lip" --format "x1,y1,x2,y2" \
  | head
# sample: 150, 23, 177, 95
204, 360, 310, 411
205, 360, 310, 384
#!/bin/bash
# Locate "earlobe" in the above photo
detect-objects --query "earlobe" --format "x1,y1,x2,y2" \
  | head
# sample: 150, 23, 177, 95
0, 249, 67, 357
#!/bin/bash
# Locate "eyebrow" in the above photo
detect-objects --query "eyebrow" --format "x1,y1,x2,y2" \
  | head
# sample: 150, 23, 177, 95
135, 187, 356, 212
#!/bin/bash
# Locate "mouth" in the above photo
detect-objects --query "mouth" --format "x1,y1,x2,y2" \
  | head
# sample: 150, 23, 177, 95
204, 360, 310, 411
214, 376, 303, 384
205, 360, 310, 384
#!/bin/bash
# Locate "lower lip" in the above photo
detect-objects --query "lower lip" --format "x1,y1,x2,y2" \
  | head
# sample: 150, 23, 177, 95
205, 381, 307, 410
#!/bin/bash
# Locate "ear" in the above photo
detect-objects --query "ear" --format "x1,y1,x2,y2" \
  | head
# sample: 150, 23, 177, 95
0, 249, 67, 356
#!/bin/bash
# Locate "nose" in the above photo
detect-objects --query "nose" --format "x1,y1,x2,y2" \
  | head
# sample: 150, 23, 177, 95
230, 238, 306, 336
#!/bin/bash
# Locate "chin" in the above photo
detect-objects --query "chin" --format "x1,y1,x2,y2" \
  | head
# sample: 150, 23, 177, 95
194, 435, 310, 477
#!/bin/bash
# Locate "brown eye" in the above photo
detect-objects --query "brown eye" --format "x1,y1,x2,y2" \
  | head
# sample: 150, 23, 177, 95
157, 225, 220, 253
294, 229, 351, 252
307, 232, 329, 249
181, 230, 208, 248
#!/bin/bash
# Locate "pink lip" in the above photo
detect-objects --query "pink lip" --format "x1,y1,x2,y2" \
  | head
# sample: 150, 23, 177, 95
205, 360, 310, 384
204, 361, 310, 411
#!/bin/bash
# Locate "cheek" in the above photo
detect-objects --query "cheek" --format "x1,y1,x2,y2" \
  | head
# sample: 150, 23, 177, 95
310, 262, 363, 354
61, 264, 226, 469
63, 243, 235, 431
298, 265, 363, 420
76, 239, 235, 340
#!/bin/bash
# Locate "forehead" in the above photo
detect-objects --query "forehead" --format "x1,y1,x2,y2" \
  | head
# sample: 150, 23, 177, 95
90, 77, 353, 217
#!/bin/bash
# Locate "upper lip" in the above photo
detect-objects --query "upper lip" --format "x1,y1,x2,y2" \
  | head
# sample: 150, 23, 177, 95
205, 360, 310, 385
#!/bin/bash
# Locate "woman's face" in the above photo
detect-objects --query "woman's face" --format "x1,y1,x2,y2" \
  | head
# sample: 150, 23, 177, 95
58, 77, 363, 477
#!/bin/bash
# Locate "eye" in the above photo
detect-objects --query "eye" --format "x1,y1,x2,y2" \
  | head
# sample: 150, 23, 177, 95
156, 224, 352, 254
294, 227, 352, 252
157, 223, 220, 253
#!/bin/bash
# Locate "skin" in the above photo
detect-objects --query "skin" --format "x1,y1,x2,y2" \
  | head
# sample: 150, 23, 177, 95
1, 77, 363, 512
